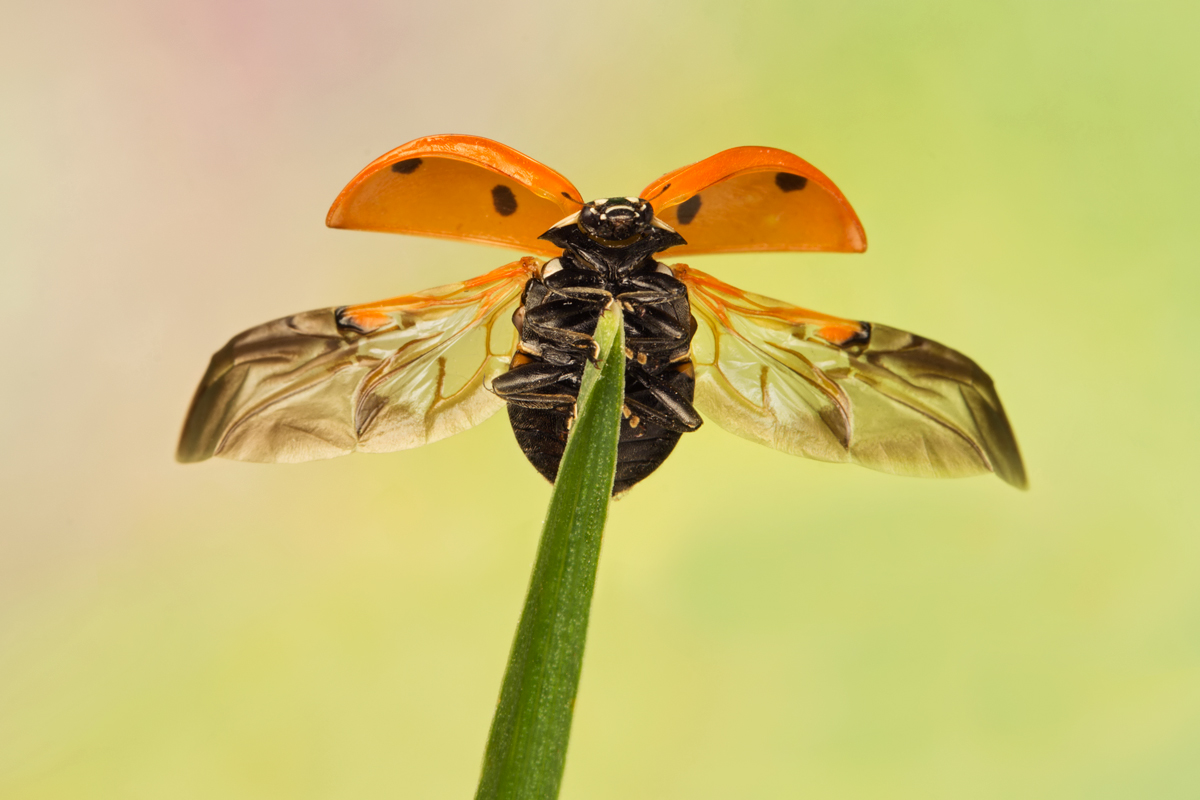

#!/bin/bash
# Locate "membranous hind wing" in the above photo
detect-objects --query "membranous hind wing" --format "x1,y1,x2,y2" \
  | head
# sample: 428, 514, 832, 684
642, 147, 867, 256
326, 135, 583, 256
177, 258, 538, 463
676, 266, 1027, 488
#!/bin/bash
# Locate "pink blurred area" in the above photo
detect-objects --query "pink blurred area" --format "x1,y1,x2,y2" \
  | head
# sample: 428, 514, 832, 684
2, 0, 729, 567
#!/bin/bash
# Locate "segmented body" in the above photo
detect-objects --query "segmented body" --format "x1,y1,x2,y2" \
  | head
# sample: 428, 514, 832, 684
490, 208, 703, 494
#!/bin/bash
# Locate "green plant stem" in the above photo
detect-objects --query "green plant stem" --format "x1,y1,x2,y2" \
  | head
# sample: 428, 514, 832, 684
475, 302, 625, 800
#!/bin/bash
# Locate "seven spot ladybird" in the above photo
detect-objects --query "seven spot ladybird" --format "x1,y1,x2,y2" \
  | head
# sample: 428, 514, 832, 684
177, 135, 1026, 493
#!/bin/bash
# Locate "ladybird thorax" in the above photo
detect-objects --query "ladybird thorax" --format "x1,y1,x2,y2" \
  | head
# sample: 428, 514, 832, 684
538, 197, 686, 277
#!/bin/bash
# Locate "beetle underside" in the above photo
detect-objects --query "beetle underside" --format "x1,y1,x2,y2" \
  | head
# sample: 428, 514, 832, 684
490, 198, 702, 494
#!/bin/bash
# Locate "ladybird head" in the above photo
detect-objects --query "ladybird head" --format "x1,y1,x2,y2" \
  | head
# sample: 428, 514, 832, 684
576, 197, 654, 245
538, 196, 685, 267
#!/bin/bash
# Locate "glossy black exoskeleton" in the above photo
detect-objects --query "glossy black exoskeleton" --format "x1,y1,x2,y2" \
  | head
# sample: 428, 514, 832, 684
490, 197, 702, 494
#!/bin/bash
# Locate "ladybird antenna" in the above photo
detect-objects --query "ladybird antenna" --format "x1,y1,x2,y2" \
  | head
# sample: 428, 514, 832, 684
560, 192, 585, 207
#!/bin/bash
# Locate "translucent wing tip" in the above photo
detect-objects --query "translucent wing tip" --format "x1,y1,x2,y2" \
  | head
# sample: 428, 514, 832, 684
988, 432, 1029, 490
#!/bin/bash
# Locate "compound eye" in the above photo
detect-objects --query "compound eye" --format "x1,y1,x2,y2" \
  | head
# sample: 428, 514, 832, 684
578, 206, 598, 228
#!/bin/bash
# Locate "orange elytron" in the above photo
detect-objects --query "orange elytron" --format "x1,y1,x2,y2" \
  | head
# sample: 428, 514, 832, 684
179, 135, 1026, 492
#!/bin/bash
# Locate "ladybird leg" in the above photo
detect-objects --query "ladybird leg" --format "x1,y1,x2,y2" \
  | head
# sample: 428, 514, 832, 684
632, 367, 702, 431
491, 362, 575, 393
620, 361, 702, 434
497, 393, 578, 412
494, 393, 573, 412
520, 304, 600, 357
492, 362, 578, 413
520, 322, 600, 358
623, 307, 690, 340
623, 336, 690, 364
616, 286, 692, 343
623, 303, 693, 361
618, 274, 688, 300
615, 289, 686, 306
622, 397, 692, 433
523, 300, 604, 332
542, 285, 614, 306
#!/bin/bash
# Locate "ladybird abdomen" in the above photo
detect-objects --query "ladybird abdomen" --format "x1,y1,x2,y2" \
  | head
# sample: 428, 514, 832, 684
506, 365, 696, 495
494, 257, 700, 494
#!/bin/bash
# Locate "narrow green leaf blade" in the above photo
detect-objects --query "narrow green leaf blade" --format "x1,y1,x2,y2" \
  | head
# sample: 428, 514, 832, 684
476, 302, 625, 800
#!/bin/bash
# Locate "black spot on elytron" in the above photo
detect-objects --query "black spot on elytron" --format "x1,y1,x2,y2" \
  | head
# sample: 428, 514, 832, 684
676, 195, 701, 225
492, 185, 518, 216
391, 158, 422, 174
775, 172, 808, 192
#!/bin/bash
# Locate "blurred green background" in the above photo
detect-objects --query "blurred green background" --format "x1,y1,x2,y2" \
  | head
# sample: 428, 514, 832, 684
3, 0, 1198, 797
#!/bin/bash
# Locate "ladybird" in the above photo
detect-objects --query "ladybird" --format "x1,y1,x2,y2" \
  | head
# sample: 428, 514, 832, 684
177, 135, 1026, 492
